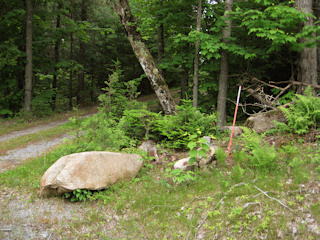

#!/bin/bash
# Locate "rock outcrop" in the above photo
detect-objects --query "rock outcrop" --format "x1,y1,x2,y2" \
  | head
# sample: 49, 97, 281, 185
244, 108, 286, 133
39, 151, 143, 197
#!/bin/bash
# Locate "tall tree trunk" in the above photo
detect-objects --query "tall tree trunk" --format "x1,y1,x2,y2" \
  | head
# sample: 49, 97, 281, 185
192, 0, 202, 108
179, 67, 189, 104
69, 32, 74, 110
24, 0, 33, 112
217, 0, 233, 126
113, 0, 176, 115
77, 0, 88, 105
295, 0, 318, 93
52, 3, 62, 111
315, 0, 320, 84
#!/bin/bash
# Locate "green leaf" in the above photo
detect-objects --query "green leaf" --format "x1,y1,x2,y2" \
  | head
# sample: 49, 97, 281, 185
190, 149, 198, 158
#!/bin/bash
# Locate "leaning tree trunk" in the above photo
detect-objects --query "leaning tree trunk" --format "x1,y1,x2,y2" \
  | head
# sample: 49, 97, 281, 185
113, 0, 176, 115
24, 0, 33, 112
217, 0, 233, 126
295, 0, 318, 93
192, 0, 202, 108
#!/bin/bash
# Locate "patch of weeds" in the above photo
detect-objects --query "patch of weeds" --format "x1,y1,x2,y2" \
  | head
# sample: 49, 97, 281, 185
215, 147, 227, 166
311, 203, 320, 223
241, 127, 278, 172
64, 189, 93, 202
230, 164, 245, 184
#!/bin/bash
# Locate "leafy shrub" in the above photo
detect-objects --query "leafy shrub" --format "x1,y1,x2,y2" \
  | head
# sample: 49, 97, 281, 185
275, 87, 320, 134
79, 112, 134, 151
98, 60, 141, 119
241, 127, 277, 172
154, 100, 217, 150
119, 108, 160, 140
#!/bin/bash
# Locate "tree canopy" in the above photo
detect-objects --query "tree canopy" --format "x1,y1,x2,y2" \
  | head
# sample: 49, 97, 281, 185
0, 0, 319, 121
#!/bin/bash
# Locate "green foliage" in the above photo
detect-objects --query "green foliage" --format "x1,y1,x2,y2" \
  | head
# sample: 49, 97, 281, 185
275, 88, 320, 134
98, 60, 130, 118
78, 112, 134, 151
187, 131, 212, 165
215, 147, 228, 166
64, 189, 92, 202
165, 168, 197, 184
155, 100, 217, 150
241, 127, 277, 172
119, 108, 160, 140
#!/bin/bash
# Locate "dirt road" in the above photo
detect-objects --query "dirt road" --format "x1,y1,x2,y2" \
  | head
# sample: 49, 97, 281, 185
0, 114, 93, 172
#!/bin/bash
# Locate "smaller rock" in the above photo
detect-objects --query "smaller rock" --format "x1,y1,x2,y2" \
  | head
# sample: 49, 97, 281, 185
174, 157, 191, 170
220, 126, 243, 136
138, 140, 160, 163
174, 146, 217, 170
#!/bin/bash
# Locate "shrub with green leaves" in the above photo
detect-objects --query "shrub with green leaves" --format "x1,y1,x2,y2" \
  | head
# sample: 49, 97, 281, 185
275, 87, 320, 134
119, 108, 160, 140
154, 100, 217, 150
79, 111, 134, 151
98, 60, 141, 119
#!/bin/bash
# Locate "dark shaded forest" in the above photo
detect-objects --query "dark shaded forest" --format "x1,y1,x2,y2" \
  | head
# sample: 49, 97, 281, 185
1, 0, 319, 122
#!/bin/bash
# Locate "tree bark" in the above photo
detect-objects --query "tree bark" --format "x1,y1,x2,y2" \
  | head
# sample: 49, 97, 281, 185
294, 0, 318, 93
179, 67, 189, 103
315, 0, 320, 84
69, 32, 74, 110
217, 0, 233, 126
52, 3, 62, 111
192, 0, 202, 108
113, 0, 176, 115
24, 0, 33, 112
77, 0, 88, 105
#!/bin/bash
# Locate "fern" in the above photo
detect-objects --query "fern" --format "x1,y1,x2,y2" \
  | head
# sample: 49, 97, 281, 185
276, 88, 320, 134
241, 127, 277, 172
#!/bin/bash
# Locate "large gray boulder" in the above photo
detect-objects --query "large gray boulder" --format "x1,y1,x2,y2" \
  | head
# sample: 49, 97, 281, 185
39, 151, 143, 197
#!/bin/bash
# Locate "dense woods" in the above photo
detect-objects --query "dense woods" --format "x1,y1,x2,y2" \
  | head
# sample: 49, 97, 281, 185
1, 0, 319, 121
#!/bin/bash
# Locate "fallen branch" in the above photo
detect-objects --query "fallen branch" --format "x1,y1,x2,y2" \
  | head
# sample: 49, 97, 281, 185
242, 202, 260, 209
0, 228, 12, 232
269, 80, 320, 90
253, 185, 294, 212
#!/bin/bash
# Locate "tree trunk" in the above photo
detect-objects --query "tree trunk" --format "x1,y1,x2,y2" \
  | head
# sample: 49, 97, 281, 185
113, 0, 176, 115
315, 0, 320, 84
179, 67, 189, 103
52, 3, 62, 111
295, 0, 318, 93
69, 32, 74, 110
217, 0, 233, 126
77, 0, 88, 105
192, 0, 202, 108
24, 0, 33, 112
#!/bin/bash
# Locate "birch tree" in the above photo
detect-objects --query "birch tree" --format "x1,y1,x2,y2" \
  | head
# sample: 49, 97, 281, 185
113, 0, 176, 114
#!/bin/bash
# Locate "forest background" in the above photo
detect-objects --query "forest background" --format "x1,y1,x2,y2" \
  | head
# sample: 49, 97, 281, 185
1, 0, 320, 123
